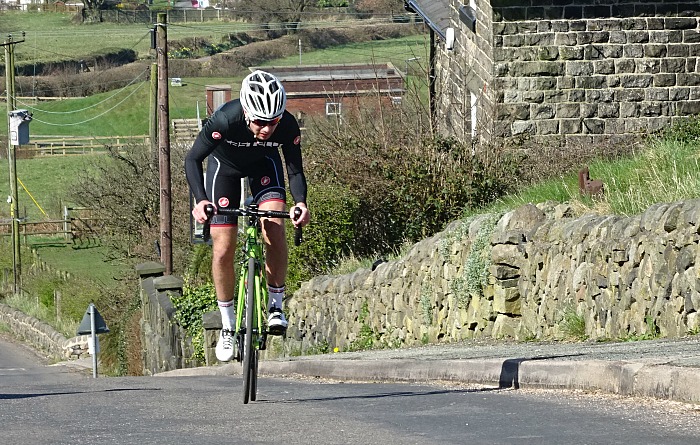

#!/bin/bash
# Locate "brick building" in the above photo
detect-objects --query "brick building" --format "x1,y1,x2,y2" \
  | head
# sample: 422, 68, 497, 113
251, 63, 405, 123
406, 0, 700, 147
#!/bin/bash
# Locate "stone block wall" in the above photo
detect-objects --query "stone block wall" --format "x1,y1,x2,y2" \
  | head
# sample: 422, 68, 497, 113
435, 0, 496, 143
0, 302, 89, 360
270, 199, 700, 358
434, 0, 700, 146
493, 13, 700, 144
136, 262, 197, 375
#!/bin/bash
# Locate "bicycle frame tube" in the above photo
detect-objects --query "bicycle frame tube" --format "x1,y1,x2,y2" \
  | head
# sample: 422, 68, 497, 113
235, 221, 269, 336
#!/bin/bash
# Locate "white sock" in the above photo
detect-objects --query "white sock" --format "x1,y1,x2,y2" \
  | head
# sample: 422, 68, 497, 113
268, 285, 285, 311
218, 300, 235, 330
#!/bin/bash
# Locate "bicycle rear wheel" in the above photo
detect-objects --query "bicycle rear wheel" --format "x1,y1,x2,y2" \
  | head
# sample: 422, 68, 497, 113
242, 257, 257, 404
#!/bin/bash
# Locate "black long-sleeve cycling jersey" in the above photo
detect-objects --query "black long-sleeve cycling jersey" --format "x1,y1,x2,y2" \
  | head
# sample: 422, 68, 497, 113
184, 99, 307, 205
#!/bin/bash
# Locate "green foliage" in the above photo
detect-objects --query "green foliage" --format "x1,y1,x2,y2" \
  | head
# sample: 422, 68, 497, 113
172, 280, 218, 364
306, 107, 516, 262
187, 244, 213, 285
347, 323, 379, 351
20, 268, 101, 327
345, 299, 378, 351
306, 340, 330, 355
439, 217, 473, 257
443, 213, 500, 308
36, 278, 63, 309
317, 0, 349, 6
286, 183, 359, 292
655, 116, 700, 143
169, 37, 243, 59
560, 307, 588, 341
621, 315, 661, 342
463, 214, 500, 299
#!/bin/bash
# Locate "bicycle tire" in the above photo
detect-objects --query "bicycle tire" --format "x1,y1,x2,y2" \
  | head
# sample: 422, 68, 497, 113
249, 260, 262, 401
250, 349, 259, 402
242, 257, 256, 404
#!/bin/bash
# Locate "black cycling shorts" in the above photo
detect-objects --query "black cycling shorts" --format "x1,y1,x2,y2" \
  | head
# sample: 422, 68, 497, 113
205, 154, 286, 226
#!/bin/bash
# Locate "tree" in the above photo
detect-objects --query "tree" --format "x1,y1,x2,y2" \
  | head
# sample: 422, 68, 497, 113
237, 0, 318, 37
81, 0, 106, 23
354, 0, 404, 15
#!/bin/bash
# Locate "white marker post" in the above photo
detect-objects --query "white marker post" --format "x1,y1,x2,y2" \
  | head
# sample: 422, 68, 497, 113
77, 303, 110, 378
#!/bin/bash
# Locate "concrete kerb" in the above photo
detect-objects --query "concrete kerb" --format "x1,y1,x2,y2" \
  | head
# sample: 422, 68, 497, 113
155, 358, 700, 405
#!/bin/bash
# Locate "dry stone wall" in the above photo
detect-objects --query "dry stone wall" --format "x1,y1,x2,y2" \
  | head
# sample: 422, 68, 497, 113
274, 199, 700, 357
0, 303, 89, 360
136, 262, 198, 375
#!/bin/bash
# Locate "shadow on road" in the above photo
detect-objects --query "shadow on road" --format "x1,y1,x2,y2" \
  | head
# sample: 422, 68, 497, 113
0, 387, 161, 400
260, 386, 505, 404
499, 354, 583, 389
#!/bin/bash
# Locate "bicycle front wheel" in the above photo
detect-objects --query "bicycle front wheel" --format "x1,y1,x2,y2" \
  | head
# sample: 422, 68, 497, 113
242, 256, 257, 404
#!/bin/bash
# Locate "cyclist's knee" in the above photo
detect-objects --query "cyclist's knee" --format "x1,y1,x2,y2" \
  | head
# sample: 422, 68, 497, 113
212, 247, 235, 265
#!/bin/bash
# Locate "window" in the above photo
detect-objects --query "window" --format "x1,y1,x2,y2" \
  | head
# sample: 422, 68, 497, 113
326, 102, 342, 115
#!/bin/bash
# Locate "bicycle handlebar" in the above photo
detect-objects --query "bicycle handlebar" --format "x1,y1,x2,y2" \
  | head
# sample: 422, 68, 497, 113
202, 204, 303, 246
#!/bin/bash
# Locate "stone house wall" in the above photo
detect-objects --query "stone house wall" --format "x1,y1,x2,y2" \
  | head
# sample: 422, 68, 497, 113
433, 1, 700, 146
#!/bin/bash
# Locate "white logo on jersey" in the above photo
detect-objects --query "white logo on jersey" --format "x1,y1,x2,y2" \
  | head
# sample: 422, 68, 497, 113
224, 140, 283, 149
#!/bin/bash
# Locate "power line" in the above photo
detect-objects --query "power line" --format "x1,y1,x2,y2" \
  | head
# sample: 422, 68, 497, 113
15, 68, 150, 114
29, 80, 148, 127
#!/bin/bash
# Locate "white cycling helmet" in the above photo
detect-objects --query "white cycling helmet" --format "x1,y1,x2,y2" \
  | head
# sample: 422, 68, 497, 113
239, 70, 287, 120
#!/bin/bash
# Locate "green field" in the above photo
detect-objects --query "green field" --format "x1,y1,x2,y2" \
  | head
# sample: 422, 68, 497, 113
1, 10, 428, 65
0, 156, 93, 233
0, 11, 251, 62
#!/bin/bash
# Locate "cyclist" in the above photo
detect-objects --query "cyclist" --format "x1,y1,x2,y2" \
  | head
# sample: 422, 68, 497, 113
185, 70, 310, 362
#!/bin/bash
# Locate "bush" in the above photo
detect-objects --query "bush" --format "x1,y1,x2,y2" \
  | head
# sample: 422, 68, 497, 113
69, 140, 194, 275
286, 183, 359, 292
12, 61, 150, 98
171, 280, 218, 364
30, 275, 100, 323
303, 100, 516, 259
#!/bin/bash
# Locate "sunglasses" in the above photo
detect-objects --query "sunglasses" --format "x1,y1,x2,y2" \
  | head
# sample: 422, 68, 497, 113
251, 116, 281, 127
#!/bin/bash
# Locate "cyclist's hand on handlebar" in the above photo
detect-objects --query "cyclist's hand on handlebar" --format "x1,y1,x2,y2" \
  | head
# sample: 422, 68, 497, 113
193, 200, 216, 224
290, 204, 310, 228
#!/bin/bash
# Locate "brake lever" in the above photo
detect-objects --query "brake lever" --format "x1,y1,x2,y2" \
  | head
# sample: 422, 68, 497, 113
293, 207, 303, 246
202, 204, 215, 242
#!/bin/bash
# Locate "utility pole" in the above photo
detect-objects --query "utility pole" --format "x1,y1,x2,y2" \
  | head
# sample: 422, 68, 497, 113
149, 62, 158, 167
3, 33, 24, 294
156, 13, 172, 275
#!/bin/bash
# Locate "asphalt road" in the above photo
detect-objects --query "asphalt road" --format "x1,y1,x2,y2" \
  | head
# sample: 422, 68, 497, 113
2, 334, 700, 445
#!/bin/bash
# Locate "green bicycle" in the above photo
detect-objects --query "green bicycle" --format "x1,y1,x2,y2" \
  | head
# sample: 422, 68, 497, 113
203, 200, 302, 404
